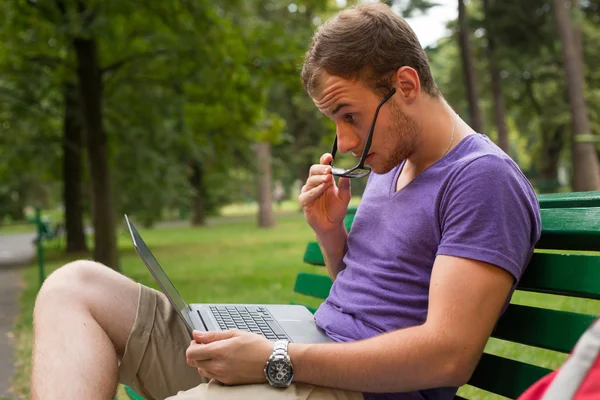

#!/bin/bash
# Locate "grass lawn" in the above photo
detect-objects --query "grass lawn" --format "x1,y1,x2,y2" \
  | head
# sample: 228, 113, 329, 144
0, 223, 35, 236
9, 208, 600, 400
11, 212, 326, 399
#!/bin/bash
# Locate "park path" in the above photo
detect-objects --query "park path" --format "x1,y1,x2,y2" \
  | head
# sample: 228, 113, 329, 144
0, 233, 35, 399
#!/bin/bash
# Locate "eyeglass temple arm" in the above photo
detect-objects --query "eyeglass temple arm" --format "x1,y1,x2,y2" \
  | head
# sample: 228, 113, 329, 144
330, 88, 396, 167
330, 136, 338, 162
357, 88, 397, 167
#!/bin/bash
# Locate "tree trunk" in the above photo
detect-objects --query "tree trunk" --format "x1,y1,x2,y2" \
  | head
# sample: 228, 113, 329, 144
63, 82, 88, 253
482, 0, 509, 153
457, 0, 484, 133
255, 142, 275, 228
73, 38, 120, 270
539, 124, 566, 193
189, 160, 206, 226
553, 0, 600, 191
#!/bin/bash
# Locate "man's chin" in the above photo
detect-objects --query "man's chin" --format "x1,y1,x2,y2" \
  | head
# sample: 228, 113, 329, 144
370, 161, 403, 175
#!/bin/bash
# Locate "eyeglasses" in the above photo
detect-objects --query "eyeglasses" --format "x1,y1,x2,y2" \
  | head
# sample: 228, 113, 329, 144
329, 88, 397, 178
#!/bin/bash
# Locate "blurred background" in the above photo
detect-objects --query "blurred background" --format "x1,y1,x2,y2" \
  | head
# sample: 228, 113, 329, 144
1, 0, 599, 267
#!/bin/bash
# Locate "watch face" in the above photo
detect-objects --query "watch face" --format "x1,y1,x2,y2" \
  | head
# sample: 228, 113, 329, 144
267, 359, 292, 385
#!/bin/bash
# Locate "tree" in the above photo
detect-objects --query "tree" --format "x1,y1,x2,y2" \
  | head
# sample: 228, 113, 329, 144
553, 0, 600, 191
482, 0, 509, 153
73, 35, 120, 269
62, 82, 88, 252
457, 0, 484, 133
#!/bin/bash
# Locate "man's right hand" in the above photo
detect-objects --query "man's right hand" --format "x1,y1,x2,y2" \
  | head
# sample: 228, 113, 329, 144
299, 153, 351, 235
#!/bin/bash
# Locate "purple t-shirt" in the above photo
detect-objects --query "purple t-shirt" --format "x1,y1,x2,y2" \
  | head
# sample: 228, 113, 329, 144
314, 134, 542, 400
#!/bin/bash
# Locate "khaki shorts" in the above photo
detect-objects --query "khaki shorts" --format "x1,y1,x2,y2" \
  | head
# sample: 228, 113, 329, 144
119, 284, 364, 400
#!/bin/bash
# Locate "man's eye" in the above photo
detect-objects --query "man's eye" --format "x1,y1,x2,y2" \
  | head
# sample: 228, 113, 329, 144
344, 114, 356, 124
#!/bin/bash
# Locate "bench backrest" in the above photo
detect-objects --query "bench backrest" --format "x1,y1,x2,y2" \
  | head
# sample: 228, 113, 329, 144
294, 191, 600, 399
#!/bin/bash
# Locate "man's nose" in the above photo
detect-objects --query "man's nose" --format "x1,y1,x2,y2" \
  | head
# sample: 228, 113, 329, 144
335, 125, 360, 154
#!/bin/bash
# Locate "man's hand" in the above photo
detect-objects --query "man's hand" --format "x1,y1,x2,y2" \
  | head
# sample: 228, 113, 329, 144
186, 330, 273, 385
299, 153, 351, 236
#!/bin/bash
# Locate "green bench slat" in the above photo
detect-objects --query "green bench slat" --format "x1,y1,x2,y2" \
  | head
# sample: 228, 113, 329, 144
538, 191, 600, 209
493, 304, 596, 353
467, 354, 552, 399
518, 253, 600, 298
303, 242, 325, 265
536, 208, 600, 251
293, 195, 600, 399
305, 205, 600, 267
344, 211, 356, 231
293, 272, 332, 299
303, 206, 358, 266
125, 385, 145, 399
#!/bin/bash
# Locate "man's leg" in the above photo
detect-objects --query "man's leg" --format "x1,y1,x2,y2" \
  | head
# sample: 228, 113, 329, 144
166, 380, 364, 400
31, 260, 139, 399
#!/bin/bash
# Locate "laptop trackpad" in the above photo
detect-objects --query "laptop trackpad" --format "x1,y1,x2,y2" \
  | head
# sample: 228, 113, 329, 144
279, 320, 333, 343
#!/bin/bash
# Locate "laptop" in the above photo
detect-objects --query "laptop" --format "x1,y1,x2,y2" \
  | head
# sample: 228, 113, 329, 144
124, 215, 333, 344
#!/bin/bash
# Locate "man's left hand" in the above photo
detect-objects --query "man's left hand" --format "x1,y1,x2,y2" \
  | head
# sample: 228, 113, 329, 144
186, 329, 274, 385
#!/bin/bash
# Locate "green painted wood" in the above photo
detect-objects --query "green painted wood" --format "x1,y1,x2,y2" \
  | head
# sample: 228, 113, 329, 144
537, 207, 600, 251
518, 253, 600, 299
467, 354, 552, 399
125, 386, 145, 400
293, 272, 332, 299
492, 304, 596, 353
303, 242, 325, 265
344, 206, 358, 231
304, 208, 358, 267
538, 191, 600, 209
292, 193, 600, 400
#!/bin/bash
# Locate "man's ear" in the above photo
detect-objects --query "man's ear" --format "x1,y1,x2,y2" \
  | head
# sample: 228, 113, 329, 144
392, 67, 420, 104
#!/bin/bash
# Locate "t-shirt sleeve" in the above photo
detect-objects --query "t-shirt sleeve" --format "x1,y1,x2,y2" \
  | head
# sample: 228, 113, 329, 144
437, 155, 542, 282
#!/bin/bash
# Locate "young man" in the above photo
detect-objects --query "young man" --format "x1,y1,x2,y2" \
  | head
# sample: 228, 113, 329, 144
30, 3, 541, 400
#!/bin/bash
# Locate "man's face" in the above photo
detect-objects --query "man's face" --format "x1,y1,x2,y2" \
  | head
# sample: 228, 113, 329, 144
312, 72, 421, 174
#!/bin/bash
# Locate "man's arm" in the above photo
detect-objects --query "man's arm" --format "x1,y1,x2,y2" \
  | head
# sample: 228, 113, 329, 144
289, 254, 514, 392
316, 224, 348, 280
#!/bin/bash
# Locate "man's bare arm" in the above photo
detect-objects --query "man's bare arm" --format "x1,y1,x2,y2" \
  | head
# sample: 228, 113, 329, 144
316, 224, 348, 280
289, 255, 514, 392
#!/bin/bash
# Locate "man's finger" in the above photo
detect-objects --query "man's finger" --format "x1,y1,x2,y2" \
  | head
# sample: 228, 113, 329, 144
298, 182, 330, 208
302, 174, 331, 193
197, 366, 217, 381
320, 153, 333, 165
308, 163, 332, 178
193, 329, 238, 344
186, 343, 211, 364
338, 177, 351, 204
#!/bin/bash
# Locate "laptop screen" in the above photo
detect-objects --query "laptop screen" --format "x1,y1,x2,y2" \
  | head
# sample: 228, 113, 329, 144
124, 215, 193, 331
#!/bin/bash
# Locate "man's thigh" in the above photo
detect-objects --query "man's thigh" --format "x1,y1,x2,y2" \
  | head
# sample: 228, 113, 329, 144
119, 284, 207, 400
167, 380, 364, 400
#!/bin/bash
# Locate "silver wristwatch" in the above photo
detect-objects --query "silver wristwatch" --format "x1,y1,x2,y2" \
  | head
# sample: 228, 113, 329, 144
264, 339, 294, 388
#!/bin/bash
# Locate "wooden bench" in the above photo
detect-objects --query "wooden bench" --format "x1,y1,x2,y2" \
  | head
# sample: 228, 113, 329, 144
293, 191, 600, 399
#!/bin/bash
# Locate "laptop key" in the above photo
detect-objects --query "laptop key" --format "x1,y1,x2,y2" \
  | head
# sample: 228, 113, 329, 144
266, 321, 286, 336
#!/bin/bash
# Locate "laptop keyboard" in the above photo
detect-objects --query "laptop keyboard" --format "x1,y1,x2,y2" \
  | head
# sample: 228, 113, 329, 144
207, 305, 289, 340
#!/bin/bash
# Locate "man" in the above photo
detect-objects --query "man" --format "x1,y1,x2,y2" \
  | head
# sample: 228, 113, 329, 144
30, 3, 541, 400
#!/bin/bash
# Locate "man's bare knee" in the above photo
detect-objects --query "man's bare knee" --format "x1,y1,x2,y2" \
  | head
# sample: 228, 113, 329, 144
36, 260, 120, 307
34, 260, 139, 357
